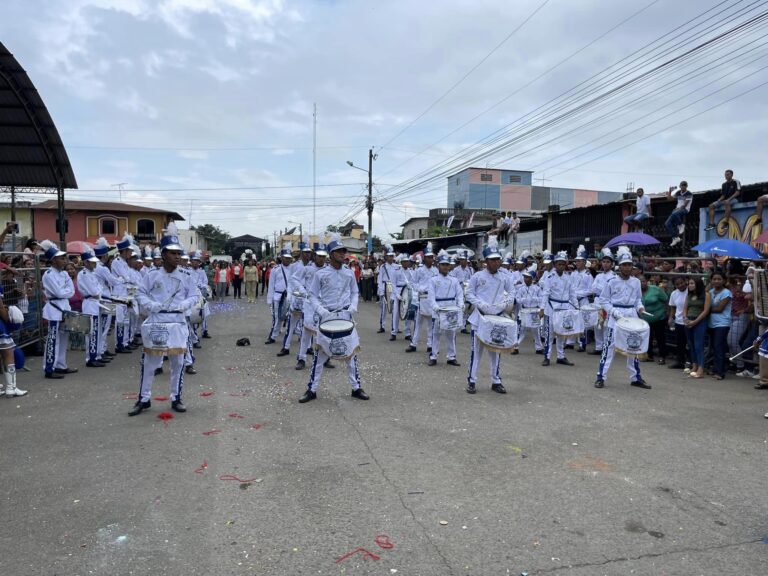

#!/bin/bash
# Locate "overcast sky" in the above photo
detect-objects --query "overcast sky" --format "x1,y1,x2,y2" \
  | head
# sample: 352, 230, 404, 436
3, 0, 767, 242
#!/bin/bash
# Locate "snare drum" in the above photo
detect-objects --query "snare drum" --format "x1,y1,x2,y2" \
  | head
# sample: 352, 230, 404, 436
437, 306, 463, 331
141, 320, 189, 356
399, 285, 414, 321
291, 291, 305, 316
384, 282, 394, 314
315, 318, 360, 360
520, 307, 540, 328
418, 292, 432, 317
476, 314, 518, 352
552, 309, 584, 337
62, 311, 92, 335
613, 316, 650, 358
580, 304, 601, 329
189, 298, 204, 326
101, 302, 117, 316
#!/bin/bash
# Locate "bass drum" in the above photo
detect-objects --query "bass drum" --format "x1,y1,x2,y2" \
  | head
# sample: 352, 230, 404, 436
399, 285, 413, 321
384, 282, 394, 313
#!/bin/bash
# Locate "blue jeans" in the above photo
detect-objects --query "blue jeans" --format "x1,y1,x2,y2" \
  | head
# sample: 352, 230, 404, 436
709, 326, 730, 377
685, 320, 707, 367
665, 209, 687, 236
624, 213, 649, 224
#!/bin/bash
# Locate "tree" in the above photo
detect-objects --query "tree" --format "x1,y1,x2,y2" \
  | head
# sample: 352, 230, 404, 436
192, 224, 230, 254
371, 235, 383, 253
325, 224, 340, 233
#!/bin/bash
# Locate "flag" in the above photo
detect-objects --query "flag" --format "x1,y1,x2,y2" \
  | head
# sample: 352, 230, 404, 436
467, 212, 475, 228
446, 215, 455, 229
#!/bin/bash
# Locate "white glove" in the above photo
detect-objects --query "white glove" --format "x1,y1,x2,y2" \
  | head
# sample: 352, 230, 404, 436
347, 306, 358, 315
316, 306, 329, 319
611, 309, 622, 320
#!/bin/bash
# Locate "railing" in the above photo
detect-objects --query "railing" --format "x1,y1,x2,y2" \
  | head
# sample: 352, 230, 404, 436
0, 252, 46, 350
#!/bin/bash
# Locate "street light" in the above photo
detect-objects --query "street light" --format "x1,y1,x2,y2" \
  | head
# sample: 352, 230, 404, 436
346, 149, 377, 254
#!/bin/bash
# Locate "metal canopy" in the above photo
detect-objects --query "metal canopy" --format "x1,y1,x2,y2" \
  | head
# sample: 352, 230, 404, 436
0, 41, 77, 189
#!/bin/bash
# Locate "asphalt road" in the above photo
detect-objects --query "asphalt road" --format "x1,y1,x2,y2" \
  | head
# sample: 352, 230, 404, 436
1, 297, 767, 576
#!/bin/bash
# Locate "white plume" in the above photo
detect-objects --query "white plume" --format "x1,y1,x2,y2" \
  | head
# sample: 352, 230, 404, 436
302, 233, 310, 246
165, 221, 179, 236
520, 249, 531, 260
437, 249, 448, 259
577, 244, 586, 255
120, 231, 134, 244
39, 239, 57, 253
282, 241, 292, 252
617, 245, 631, 258
426, 241, 433, 254
329, 232, 341, 244
487, 235, 498, 250
601, 247, 613, 259
95, 237, 109, 250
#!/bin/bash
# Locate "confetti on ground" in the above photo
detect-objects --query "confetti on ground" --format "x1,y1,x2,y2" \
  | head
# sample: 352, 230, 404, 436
202, 429, 221, 436
157, 412, 174, 425
194, 461, 208, 474
154, 396, 169, 401
229, 392, 251, 397
506, 445, 523, 453
199, 391, 215, 397
219, 474, 258, 484
122, 393, 138, 400
250, 424, 264, 430
228, 412, 244, 419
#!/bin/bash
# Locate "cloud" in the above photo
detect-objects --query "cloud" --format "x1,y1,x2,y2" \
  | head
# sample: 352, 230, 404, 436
199, 62, 243, 82
177, 150, 210, 160
116, 89, 159, 119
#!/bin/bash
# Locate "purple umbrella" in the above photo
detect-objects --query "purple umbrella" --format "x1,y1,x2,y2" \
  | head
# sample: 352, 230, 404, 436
605, 232, 660, 248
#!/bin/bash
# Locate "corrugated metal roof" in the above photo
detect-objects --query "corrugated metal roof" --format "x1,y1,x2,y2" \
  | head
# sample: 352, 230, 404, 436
0, 41, 77, 189
33, 199, 184, 221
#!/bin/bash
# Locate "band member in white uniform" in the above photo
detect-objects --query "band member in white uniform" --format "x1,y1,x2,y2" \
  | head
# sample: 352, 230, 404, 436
129, 226, 199, 416
450, 250, 474, 334
299, 234, 369, 403
77, 250, 106, 367
377, 245, 398, 334
539, 251, 577, 367
406, 242, 438, 353
111, 233, 136, 353
388, 254, 409, 340
266, 244, 294, 345
40, 240, 77, 379
294, 240, 323, 370
190, 251, 211, 342
281, 237, 313, 358
427, 250, 464, 366
589, 248, 616, 355
514, 269, 542, 354
465, 236, 516, 394
571, 245, 594, 352
594, 246, 650, 389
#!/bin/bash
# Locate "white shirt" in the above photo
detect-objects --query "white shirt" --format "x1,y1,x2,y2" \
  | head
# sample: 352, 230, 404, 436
309, 265, 359, 315
427, 273, 464, 319
466, 268, 516, 327
635, 194, 650, 216
668, 288, 688, 325
42, 267, 74, 321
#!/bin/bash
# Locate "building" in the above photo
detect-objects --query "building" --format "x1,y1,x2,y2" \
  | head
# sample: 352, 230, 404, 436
176, 228, 208, 254
227, 234, 267, 261
0, 201, 34, 250
400, 217, 429, 240
32, 200, 184, 245
447, 167, 622, 213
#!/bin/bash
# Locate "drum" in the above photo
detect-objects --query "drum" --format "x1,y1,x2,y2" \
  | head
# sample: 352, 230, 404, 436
303, 299, 318, 334
189, 298, 204, 326
614, 316, 650, 358
520, 307, 540, 328
316, 318, 360, 360
552, 309, 584, 337
101, 302, 117, 316
419, 292, 432, 317
141, 320, 189, 356
476, 314, 518, 352
62, 311, 92, 335
580, 304, 601, 329
291, 291, 305, 316
437, 306, 463, 331
384, 282, 393, 314
399, 285, 414, 321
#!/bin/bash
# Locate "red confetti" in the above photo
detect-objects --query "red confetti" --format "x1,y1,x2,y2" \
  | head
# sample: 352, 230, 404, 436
157, 412, 174, 426
223, 367, 236, 371
250, 423, 264, 430
335, 548, 381, 564
154, 396, 169, 401
228, 412, 244, 419
194, 460, 208, 474
374, 535, 395, 550
199, 391, 215, 397
218, 474, 257, 483
123, 393, 139, 400
202, 429, 221, 436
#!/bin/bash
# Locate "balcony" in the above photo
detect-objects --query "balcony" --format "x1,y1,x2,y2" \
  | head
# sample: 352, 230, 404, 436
134, 232, 159, 242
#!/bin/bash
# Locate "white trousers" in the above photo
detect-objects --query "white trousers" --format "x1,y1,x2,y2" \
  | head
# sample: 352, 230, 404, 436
412, 313, 434, 349
596, 327, 641, 383
139, 352, 184, 402
467, 330, 501, 385
430, 321, 457, 360
541, 315, 566, 360
306, 349, 361, 393
297, 327, 314, 362
516, 318, 542, 350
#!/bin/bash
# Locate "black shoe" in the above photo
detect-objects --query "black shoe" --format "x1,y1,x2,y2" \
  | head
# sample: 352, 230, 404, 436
98, 357, 112, 363
306, 347, 314, 356
202, 332, 211, 339
128, 401, 151, 416
389, 335, 396, 341
171, 400, 187, 413
564, 344, 574, 350
668, 363, 685, 369
295, 360, 306, 370
589, 349, 603, 355
405, 346, 416, 353
103, 351, 116, 358
427, 359, 437, 366
277, 348, 290, 357
115, 348, 132, 354
44, 372, 64, 379
185, 366, 197, 375
460, 329, 470, 334
265, 338, 276, 344
557, 358, 574, 366
447, 359, 461, 366
193, 342, 202, 349
631, 379, 652, 389
594, 379, 605, 389
351, 388, 370, 400
154, 367, 163, 375
466, 382, 476, 394
323, 359, 335, 369
377, 328, 386, 333
86, 361, 106, 367
491, 383, 506, 394
511, 348, 519, 355
404, 335, 411, 341
535, 349, 543, 355
54, 367, 78, 374
577, 347, 586, 353
427, 347, 432, 353
299, 390, 317, 403
541, 359, 550, 366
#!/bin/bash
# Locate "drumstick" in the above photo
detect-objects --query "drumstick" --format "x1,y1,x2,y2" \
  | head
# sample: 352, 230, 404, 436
729, 345, 757, 363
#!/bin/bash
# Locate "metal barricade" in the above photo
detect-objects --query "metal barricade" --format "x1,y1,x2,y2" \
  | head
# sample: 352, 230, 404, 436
0, 251, 46, 350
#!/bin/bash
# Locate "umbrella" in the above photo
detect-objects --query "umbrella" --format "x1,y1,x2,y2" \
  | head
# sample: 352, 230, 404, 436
66, 241, 93, 254
754, 230, 768, 244
605, 232, 660, 248
691, 238, 763, 259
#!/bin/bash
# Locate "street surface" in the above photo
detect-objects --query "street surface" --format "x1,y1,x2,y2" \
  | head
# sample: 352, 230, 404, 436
1, 298, 767, 576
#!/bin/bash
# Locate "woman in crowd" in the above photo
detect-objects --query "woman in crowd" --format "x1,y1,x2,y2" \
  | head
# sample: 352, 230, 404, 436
215, 261, 230, 303
728, 275, 752, 376
231, 260, 244, 299
640, 274, 669, 364
707, 270, 732, 380
244, 259, 259, 303
361, 262, 375, 302
684, 277, 711, 379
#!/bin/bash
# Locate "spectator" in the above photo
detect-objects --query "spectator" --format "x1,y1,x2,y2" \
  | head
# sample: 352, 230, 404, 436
23, 238, 40, 266
684, 277, 711, 379
705, 169, 741, 231
667, 182, 694, 247
244, 259, 258, 303
728, 275, 752, 376
667, 276, 689, 370
641, 274, 669, 364
361, 262, 375, 302
624, 188, 651, 229
231, 260, 244, 299
215, 261, 230, 303
707, 270, 732, 380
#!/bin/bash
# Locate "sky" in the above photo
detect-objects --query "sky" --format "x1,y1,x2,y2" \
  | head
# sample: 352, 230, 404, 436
2, 0, 767, 243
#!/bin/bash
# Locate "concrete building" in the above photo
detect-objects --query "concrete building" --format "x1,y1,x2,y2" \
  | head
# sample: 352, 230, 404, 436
400, 217, 429, 240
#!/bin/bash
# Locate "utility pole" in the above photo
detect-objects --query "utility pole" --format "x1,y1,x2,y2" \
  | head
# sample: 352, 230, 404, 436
10, 185, 16, 251
367, 147, 374, 255
112, 182, 127, 202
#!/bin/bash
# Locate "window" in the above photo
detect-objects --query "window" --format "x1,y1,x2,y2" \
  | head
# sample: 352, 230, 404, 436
136, 219, 155, 236
508, 174, 522, 183
100, 217, 116, 235
480, 173, 493, 182
456, 178, 459, 185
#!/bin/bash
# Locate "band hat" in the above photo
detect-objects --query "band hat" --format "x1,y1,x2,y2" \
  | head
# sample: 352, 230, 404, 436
601, 247, 614, 261
299, 233, 312, 252
616, 245, 633, 265
279, 241, 294, 258
94, 237, 111, 257
458, 250, 469, 260
385, 244, 396, 256
116, 232, 134, 251
39, 239, 66, 261
554, 251, 568, 262
82, 250, 99, 263
542, 250, 552, 263
313, 238, 329, 256
575, 244, 588, 260
522, 269, 534, 278
436, 249, 451, 264
191, 250, 203, 261
326, 232, 346, 253
152, 246, 162, 259
482, 235, 502, 260
160, 222, 184, 252
423, 241, 434, 257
